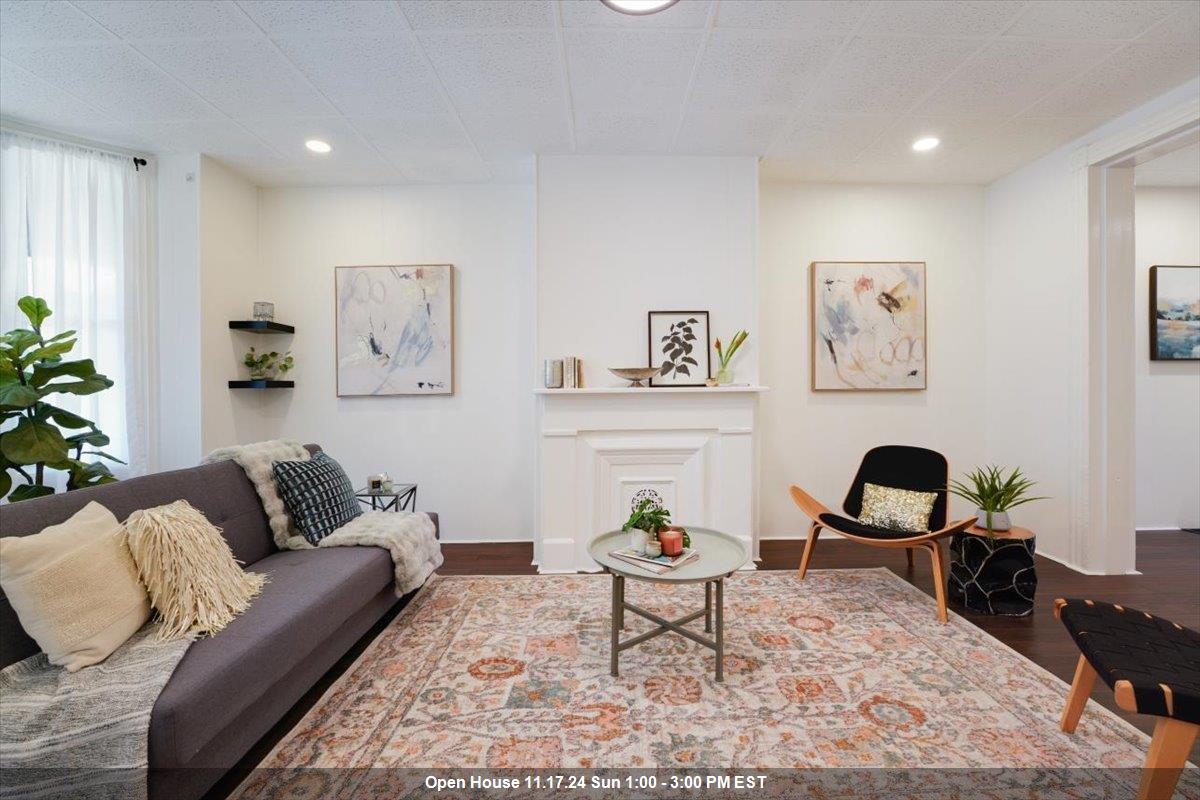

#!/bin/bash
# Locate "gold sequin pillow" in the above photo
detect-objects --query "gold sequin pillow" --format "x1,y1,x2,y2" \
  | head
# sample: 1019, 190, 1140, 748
858, 483, 937, 533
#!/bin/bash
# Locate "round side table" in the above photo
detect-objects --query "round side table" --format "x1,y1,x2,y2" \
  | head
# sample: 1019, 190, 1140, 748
948, 525, 1037, 616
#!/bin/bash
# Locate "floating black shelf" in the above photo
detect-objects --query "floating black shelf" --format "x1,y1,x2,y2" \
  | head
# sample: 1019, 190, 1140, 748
228, 380, 294, 389
228, 320, 295, 334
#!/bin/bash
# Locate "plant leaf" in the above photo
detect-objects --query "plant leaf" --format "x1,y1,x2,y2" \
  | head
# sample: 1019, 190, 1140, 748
24, 339, 76, 363
7, 483, 54, 502
1, 329, 40, 358
38, 404, 92, 429
0, 382, 39, 408
17, 296, 51, 329
0, 469, 9, 499
1, 418, 68, 465
66, 430, 111, 448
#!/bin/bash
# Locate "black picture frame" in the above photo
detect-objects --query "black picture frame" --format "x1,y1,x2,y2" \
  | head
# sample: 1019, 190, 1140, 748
647, 310, 711, 387
1149, 265, 1200, 361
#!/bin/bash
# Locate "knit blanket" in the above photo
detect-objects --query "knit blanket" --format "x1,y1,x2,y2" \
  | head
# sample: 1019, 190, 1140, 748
0, 624, 189, 800
205, 441, 442, 596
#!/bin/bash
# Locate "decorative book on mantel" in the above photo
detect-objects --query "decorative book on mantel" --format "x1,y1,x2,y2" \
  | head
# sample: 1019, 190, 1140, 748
609, 547, 698, 575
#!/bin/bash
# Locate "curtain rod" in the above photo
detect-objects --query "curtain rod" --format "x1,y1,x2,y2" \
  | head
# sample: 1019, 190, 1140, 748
0, 119, 152, 165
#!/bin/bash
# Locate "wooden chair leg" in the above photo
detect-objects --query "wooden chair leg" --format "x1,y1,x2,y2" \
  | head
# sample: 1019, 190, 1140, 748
1060, 655, 1097, 733
1138, 717, 1199, 800
925, 541, 948, 623
797, 523, 822, 580
906, 547, 914, 569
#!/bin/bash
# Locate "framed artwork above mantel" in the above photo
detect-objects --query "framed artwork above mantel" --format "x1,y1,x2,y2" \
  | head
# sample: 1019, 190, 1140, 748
647, 310, 710, 387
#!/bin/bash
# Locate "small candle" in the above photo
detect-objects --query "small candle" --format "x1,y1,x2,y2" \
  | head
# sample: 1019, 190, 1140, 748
659, 529, 683, 557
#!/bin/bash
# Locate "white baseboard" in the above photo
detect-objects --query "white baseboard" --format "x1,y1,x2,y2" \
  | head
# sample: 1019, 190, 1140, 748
1136, 527, 1196, 534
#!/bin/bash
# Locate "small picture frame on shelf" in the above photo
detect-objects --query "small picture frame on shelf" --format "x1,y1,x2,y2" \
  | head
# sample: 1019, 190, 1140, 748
252, 301, 275, 321
647, 310, 710, 387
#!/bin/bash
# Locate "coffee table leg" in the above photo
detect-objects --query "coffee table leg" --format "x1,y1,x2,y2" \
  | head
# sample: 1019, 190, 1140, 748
704, 581, 712, 633
610, 574, 620, 677
715, 578, 724, 682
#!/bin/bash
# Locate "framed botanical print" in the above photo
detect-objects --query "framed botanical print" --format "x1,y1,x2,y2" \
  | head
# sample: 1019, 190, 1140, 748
811, 261, 927, 391
1149, 265, 1199, 360
335, 264, 454, 396
647, 310, 710, 387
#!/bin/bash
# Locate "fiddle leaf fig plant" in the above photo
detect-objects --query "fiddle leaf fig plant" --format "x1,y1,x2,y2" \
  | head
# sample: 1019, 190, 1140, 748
1, 296, 121, 502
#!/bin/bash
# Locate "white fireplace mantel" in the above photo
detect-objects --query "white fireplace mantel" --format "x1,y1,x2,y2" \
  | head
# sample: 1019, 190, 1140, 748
534, 387, 765, 573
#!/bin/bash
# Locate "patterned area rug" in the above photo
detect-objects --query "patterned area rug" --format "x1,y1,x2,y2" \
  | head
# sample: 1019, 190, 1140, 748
235, 569, 1185, 795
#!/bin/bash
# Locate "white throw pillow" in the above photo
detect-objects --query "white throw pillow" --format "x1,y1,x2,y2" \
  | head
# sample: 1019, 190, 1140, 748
0, 501, 150, 671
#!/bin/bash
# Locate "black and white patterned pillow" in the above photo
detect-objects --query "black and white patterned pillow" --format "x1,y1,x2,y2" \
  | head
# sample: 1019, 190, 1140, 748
272, 452, 362, 545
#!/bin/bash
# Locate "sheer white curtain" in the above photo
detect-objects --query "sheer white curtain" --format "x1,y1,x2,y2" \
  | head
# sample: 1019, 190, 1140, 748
0, 132, 155, 483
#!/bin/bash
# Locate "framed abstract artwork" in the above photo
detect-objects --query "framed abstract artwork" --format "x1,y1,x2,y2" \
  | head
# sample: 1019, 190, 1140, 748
1149, 266, 1200, 361
647, 310, 710, 387
811, 261, 927, 391
335, 265, 454, 396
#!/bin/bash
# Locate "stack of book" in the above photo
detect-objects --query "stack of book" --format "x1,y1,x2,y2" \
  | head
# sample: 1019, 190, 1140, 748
609, 546, 698, 575
562, 356, 584, 388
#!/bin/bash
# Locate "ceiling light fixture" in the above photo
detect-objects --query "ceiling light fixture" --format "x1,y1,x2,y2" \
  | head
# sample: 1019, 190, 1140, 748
912, 137, 940, 152
305, 139, 332, 154
600, 0, 680, 15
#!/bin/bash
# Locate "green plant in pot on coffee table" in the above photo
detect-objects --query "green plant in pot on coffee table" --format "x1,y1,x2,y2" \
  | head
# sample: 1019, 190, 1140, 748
949, 465, 1047, 539
621, 498, 689, 549
0, 295, 122, 502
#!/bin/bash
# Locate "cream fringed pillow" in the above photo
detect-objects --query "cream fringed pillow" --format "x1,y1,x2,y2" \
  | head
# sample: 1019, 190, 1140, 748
124, 500, 266, 640
0, 502, 150, 672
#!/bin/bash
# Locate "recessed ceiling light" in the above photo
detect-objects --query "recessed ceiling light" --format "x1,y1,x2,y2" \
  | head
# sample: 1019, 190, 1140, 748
912, 137, 940, 152
305, 139, 332, 154
600, 0, 680, 15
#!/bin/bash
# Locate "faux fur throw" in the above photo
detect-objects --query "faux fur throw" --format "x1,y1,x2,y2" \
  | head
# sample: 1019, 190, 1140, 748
125, 501, 267, 641
204, 441, 442, 596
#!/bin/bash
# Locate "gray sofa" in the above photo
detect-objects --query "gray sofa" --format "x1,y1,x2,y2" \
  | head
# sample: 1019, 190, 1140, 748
0, 445, 437, 800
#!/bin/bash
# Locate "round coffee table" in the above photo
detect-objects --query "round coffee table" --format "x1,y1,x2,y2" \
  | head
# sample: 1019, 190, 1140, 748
589, 527, 748, 682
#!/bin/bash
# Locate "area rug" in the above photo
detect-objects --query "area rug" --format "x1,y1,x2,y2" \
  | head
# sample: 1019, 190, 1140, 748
234, 569, 1196, 799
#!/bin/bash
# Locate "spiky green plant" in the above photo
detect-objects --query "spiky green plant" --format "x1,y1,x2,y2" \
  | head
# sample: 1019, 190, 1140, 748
949, 465, 1048, 539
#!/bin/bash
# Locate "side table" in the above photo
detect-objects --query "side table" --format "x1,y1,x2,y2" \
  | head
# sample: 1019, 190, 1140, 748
355, 484, 417, 513
948, 525, 1037, 616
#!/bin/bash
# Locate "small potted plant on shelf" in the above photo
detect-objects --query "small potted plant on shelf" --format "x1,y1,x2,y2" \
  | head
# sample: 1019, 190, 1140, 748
243, 347, 293, 380
711, 330, 749, 386
947, 465, 1048, 616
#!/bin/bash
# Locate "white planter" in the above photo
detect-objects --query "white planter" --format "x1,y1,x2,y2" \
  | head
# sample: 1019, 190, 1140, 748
976, 508, 1012, 532
629, 528, 650, 554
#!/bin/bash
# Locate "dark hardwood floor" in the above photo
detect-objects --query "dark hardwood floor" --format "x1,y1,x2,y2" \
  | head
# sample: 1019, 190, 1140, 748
209, 531, 1198, 797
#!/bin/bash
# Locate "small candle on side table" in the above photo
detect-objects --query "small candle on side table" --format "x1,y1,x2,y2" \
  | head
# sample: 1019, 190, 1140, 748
659, 529, 683, 557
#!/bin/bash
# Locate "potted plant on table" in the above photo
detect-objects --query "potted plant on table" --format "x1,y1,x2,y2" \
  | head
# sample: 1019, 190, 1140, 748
622, 498, 671, 554
712, 330, 749, 386
946, 465, 1048, 616
243, 347, 294, 381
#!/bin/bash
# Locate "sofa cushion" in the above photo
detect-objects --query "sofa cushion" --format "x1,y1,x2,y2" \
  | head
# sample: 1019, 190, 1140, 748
272, 453, 361, 545
149, 546, 393, 769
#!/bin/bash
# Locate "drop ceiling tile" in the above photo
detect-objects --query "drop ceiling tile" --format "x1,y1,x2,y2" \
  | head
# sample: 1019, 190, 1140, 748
1137, 1, 1200, 43
573, 110, 677, 153
133, 37, 334, 119
399, 1, 554, 29
768, 113, 892, 162
68, 119, 277, 160
239, 117, 388, 168
856, 116, 1005, 162
714, 0, 867, 33
73, 0, 261, 39
458, 112, 572, 157
0, 0, 115, 44
0, 59, 117, 131
415, 30, 566, 113
560, 0, 712, 28
688, 31, 844, 112
236, 0, 406, 37
857, 1, 1027, 38
353, 114, 475, 161
273, 34, 447, 117
1022, 40, 1200, 119
1, 42, 219, 122
564, 29, 702, 112
1135, 143, 1200, 186
400, 152, 491, 183
244, 162, 406, 187
915, 39, 1120, 116
804, 36, 980, 114
1004, 1, 1184, 41
673, 112, 788, 155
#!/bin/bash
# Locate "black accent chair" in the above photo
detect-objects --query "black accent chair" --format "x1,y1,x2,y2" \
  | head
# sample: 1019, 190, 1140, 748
1056, 598, 1200, 800
788, 445, 977, 622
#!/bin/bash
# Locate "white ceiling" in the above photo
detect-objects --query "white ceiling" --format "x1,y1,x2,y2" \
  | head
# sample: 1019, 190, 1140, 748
1, 0, 1197, 187
1135, 141, 1200, 186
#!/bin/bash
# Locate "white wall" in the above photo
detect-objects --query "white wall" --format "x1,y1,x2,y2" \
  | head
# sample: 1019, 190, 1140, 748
199, 156, 262, 454
758, 183, 987, 536
983, 78, 1200, 572
240, 184, 537, 542
1133, 185, 1200, 530
536, 156, 759, 387
155, 154, 202, 470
